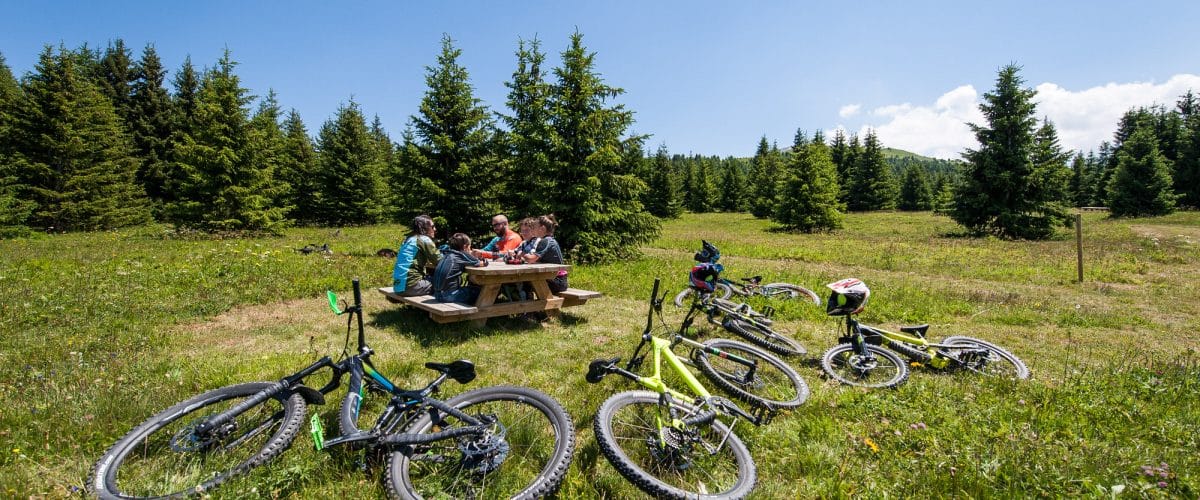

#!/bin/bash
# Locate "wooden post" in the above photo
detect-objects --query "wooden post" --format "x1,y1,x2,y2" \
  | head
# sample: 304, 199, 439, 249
1075, 213, 1084, 282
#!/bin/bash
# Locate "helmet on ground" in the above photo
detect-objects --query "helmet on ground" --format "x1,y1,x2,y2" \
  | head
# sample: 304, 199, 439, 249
825, 278, 870, 316
689, 262, 724, 293
694, 240, 721, 264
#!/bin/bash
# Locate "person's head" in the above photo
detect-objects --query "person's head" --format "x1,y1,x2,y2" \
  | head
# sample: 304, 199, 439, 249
490, 214, 509, 236
448, 233, 471, 251
411, 215, 435, 237
517, 217, 538, 238
536, 214, 558, 236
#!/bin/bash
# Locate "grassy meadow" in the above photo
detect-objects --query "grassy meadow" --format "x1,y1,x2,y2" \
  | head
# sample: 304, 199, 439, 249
1, 211, 1198, 498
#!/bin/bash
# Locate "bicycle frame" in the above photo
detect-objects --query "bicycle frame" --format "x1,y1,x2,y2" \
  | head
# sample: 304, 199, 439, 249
189, 279, 488, 454
843, 317, 965, 370
589, 279, 768, 427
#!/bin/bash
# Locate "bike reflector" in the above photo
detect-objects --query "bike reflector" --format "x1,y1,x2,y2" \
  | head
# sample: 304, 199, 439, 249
326, 290, 342, 315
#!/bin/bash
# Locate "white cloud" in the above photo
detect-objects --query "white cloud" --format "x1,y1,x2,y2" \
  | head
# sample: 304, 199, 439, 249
838, 104, 862, 118
856, 74, 1200, 159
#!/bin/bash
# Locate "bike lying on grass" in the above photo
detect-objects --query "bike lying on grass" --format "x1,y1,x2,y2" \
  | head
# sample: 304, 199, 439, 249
673, 240, 821, 307
674, 275, 821, 307
91, 279, 575, 499
697, 293, 810, 358
584, 278, 809, 499
819, 278, 1031, 389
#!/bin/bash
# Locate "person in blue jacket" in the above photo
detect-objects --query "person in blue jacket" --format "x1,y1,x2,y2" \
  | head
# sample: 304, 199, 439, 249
392, 215, 441, 296
433, 233, 483, 304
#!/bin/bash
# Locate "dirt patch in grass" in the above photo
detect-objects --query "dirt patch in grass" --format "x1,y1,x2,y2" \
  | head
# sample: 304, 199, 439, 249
1132, 224, 1200, 245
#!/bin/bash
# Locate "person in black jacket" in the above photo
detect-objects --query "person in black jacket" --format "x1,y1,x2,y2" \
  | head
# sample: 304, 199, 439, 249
432, 233, 482, 304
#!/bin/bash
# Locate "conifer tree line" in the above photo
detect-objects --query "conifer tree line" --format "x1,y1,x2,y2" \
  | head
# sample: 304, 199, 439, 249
0, 33, 658, 262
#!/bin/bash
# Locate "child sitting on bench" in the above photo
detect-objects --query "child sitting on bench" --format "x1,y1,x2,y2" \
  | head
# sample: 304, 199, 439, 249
432, 233, 483, 304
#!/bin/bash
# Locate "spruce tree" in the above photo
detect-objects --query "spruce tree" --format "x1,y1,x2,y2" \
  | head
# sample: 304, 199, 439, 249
312, 100, 386, 225
500, 37, 553, 218
0, 52, 35, 235
96, 39, 135, 124
953, 64, 1069, 239
898, 164, 933, 210
686, 156, 717, 213
1174, 91, 1200, 208
368, 115, 398, 219
543, 31, 658, 262
1107, 124, 1177, 217
1028, 118, 1072, 221
404, 35, 502, 238
718, 157, 748, 212
278, 109, 319, 223
1069, 153, 1086, 207
645, 144, 683, 218
773, 141, 843, 232
846, 130, 897, 211
248, 90, 288, 219
748, 137, 782, 218
129, 44, 175, 205
167, 50, 284, 231
11, 46, 149, 231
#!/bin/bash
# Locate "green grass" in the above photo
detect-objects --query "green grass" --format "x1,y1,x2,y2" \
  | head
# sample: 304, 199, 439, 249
2, 212, 1198, 498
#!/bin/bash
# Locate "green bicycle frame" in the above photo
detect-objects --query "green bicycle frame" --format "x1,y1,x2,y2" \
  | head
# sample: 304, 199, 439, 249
856, 321, 951, 369
634, 336, 713, 403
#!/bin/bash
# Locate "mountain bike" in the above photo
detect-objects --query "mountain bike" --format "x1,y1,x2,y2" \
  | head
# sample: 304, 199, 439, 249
819, 278, 1031, 389
90, 279, 575, 499
695, 292, 809, 358
674, 275, 820, 307
584, 279, 808, 499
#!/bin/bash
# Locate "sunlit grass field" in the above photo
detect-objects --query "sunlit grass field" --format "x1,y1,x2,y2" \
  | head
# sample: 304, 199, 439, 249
1, 211, 1197, 498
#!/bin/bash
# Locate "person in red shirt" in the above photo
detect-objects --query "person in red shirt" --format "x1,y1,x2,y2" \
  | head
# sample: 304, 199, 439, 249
472, 214, 523, 260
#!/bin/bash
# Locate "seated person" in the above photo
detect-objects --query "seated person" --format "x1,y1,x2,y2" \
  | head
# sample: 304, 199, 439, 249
392, 215, 441, 296
432, 233, 483, 304
521, 215, 568, 294
472, 214, 523, 260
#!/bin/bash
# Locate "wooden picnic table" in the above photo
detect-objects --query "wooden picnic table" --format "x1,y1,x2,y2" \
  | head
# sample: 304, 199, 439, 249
379, 261, 601, 327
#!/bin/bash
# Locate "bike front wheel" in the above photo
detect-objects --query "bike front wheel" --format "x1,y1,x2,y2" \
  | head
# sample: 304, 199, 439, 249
942, 336, 1031, 379
722, 318, 806, 357
694, 338, 809, 410
90, 382, 307, 499
762, 283, 821, 304
820, 343, 910, 388
593, 390, 756, 499
385, 385, 576, 500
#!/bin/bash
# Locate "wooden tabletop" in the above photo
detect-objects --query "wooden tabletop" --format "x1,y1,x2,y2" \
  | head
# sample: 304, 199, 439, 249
464, 261, 569, 276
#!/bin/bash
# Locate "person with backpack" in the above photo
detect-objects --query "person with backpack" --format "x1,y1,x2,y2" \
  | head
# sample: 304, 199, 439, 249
433, 233, 483, 304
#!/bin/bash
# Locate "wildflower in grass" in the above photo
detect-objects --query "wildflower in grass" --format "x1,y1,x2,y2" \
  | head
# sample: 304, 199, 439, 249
1157, 481, 1168, 488
863, 437, 879, 453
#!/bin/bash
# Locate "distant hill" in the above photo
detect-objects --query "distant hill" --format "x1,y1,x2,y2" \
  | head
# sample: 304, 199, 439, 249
882, 147, 941, 162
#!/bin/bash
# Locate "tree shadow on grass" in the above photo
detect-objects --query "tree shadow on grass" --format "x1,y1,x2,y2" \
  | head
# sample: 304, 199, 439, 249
368, 308, 588, 349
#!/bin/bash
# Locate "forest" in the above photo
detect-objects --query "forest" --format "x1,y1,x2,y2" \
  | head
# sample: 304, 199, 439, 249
2, 35, 1197, 252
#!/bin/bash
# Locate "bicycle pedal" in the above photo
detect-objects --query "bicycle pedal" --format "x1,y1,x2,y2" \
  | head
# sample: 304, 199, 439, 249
585, 357, 620, 383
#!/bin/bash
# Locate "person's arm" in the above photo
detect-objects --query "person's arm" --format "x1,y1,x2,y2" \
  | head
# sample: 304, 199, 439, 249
419, 236, 442, 272
523, 237, 549, 263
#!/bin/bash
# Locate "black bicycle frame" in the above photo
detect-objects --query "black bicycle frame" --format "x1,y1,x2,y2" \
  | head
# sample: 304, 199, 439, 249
191, 279, 489, 451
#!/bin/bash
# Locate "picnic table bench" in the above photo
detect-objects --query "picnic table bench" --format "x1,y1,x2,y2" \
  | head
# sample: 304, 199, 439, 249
379, 261, 601, 327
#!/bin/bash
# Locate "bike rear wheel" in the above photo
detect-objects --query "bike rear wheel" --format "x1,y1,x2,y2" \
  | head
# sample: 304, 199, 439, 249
593, 391, 756, 499
385, 385, 575, 500
820, 343, 910, 388
694, 338, 809, 410
90, 382, 306, 499
942, 336, 1031, 379
722, 318, 806, 357
762, 283, 821, 304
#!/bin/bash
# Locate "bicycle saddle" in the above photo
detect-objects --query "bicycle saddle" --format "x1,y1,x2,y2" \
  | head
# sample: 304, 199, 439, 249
899, 324, 929, 337
425, 360, 477, 384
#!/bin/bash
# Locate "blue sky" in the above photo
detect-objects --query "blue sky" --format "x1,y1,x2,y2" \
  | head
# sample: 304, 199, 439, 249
3, 1, 1198, 159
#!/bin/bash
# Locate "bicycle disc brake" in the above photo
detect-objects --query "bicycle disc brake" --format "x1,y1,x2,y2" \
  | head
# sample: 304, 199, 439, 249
170, 417, 234, 452
457, 414, 510, 475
